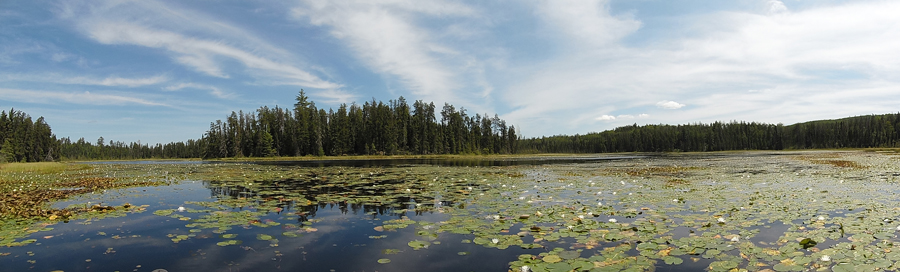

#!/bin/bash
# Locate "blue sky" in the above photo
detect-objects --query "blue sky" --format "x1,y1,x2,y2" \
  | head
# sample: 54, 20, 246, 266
2, 0, 900, 145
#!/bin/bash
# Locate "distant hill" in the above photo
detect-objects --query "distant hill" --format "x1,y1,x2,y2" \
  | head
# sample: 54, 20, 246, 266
518, 113, 900, 153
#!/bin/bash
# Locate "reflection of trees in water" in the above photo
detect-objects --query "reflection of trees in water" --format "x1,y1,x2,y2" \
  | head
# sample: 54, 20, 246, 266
203, 179, 461, 222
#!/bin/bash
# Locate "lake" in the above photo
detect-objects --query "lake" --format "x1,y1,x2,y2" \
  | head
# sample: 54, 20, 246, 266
3, 151, 900, 271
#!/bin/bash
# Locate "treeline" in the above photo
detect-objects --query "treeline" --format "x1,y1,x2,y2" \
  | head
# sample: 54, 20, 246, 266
0, 109, 58, 162
57, 137, 203, 160
201, 91, 518, 158
519, 113, 900, 153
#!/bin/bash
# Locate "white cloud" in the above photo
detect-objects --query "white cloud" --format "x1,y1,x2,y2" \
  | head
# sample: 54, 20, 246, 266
2, 74, 168, 87
536, 0, 641, 47
596, 115, 616, 121
164, 83, 234, 99
656, 101, 686, 109
61, 1, 341, 90
74, 75, 168, 87
0, 88, 168, 106
291, 0, 482, 104
767, 0, 788, 15
504, 1, 900, 137
84, 22, 340, 90
314, 89, 359, 105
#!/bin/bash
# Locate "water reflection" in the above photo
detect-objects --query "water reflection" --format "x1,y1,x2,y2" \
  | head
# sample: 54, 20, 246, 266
248, 155, 643, 167
203, 178, 459, 223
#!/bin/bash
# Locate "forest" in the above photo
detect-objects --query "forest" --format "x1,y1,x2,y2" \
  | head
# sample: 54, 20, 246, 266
6, 95, 900, 161
200, 91, 518, 158
0, 109, 57, 163
3, 91, 517, 160
519, 114, 900, 153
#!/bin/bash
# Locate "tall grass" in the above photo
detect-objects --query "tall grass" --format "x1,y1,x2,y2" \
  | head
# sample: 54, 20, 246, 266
0, 162, 86, 174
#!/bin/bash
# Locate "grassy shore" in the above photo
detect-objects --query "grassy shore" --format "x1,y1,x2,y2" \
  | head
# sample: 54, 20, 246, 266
0, 162, 85, 175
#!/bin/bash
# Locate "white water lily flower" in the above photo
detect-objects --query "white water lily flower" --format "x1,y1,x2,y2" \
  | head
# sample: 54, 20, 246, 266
896, 225, 900, 231
521, 265, 531, 272
608, 218, 617, 223
818, 216, 825, 221
820, 255, 831, 262
587, 212, 593, 217
491, 238, 499, 244
578, 215, 585, 219
717, 217, 726, 223
730, 236, 740, 242
597, 202, 603, 206
673, 199, 679, 202
177, 206, 186, 212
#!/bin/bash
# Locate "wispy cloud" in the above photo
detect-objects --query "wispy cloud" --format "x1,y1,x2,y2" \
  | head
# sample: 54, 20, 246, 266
0, 88, 168, 106
164, 83, 234, 99
314, 89, 358, 105
291, 0, 481, 104
59, 0, 341, 90
2, 74, 168, 87
536, 0, 641, 47
83, 22, 340, 90
504, 0, 900, 137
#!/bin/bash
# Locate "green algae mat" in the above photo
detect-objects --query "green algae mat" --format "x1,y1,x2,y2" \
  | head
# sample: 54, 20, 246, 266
3, 151, 900, 271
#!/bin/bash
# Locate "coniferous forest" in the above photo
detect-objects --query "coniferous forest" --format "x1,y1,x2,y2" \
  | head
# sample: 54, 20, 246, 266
8, 92, 900, 161
200, 91, 518, 158
0, 109, 58, 162
519, 114, 900, 153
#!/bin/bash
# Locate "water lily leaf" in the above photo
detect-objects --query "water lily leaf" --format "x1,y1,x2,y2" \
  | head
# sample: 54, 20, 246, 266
407, 240, 428, 250
543, 255, 562, 263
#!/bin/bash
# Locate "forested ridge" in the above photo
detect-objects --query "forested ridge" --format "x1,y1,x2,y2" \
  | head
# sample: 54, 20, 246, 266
520, 114, 900, 153
7, 96, 900, 161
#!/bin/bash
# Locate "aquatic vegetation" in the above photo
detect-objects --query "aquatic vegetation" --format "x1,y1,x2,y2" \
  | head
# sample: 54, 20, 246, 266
6, 152, 900, 271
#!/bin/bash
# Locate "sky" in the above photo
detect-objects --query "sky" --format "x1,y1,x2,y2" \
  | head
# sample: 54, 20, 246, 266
2, 0, 900, 145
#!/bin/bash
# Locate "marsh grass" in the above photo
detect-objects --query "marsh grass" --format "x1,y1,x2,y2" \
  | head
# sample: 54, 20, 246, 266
0, 162, 85, 175
809, 159, 865, 168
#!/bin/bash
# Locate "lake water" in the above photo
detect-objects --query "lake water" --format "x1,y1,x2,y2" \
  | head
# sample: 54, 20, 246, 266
4, 151, 900, 271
